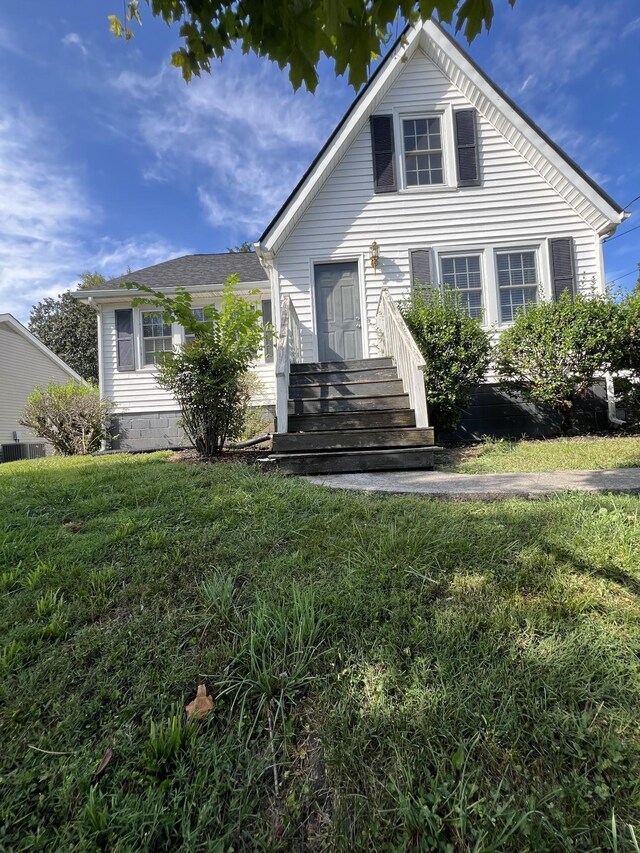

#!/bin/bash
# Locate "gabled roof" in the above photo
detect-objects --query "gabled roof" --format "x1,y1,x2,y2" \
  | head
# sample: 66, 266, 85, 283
0, 314, 86, 384
258, 19, 625, 255
77, 252, 268, 295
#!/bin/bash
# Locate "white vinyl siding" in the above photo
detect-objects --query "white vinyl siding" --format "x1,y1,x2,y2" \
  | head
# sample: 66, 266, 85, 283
0, 322, 80, 446
402, 116, 443, 186
272, 47, 604, 362
496, 250, 539, 322
100, 297, 276, 414
440, 254, 483, 319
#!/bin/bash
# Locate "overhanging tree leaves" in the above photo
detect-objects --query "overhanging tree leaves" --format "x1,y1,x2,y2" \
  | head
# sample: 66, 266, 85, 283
28, 273, 103, 384
110, 0, 517, 91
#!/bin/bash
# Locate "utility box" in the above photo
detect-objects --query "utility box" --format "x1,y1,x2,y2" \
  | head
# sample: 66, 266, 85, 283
1, 443, 47, 463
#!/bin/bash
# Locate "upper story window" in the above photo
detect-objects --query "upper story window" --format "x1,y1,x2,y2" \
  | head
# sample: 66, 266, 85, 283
402, 117, 444, 187
440, 254, 483, 319
142, 311, 172, 365
496, 251, 539, 323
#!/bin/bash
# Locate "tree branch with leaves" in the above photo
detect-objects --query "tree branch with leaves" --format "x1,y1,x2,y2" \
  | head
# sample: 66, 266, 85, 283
110, 1, 517, 91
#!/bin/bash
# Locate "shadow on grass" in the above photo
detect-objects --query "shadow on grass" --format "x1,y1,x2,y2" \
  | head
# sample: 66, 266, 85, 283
1, 456, 639, 851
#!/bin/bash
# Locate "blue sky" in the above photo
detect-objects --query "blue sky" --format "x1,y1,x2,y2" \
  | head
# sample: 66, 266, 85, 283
1, 0, 639, 321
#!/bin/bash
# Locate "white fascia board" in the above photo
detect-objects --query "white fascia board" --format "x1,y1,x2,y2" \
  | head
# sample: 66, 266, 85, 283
0, 313, 87, 385
72, 280, 270, 302
259, 24, 423, 254
421, 22, 624, 230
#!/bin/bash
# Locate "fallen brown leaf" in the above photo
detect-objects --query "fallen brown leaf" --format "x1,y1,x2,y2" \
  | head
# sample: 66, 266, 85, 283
91, 748, 113, 783
185, 684, 214, 721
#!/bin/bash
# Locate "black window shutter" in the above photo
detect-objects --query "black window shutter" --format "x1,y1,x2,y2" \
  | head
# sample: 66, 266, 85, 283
115, 309, 135, 371
409, 249, 433, 292
261, 299, 274, 363
454, 109, 480, 187
370, 115, 397, 193
550, 237, 577, 301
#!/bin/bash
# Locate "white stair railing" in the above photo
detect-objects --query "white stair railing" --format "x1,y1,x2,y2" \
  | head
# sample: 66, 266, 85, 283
275, 295, 303, 434
376, 288, 429, 428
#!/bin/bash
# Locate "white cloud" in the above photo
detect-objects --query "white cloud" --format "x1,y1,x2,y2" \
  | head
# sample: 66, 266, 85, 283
622, 16, 640, 37
0, 24, 24, 57
62, 32, 88, 57
488, 0, 629, 102
0, 100, 189, 323
111, 53, 349, 236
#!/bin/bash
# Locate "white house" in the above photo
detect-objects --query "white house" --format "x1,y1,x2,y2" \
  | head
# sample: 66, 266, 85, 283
0, 314, 86, 462
75, 19, 625, 472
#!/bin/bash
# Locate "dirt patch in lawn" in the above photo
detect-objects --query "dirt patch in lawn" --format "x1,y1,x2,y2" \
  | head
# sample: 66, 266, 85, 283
169, 447, 270, 465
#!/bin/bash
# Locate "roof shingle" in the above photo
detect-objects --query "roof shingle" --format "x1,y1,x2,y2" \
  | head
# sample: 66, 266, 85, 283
83, 253, 267, 292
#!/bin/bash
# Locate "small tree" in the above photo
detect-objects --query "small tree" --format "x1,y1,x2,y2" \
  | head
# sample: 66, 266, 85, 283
400, 287, 491, 434
494, 291, 623, 433
20, 381, 114, 455
227, 242, 254, 253
28, 272, 103, 383
130, 275, 265, 455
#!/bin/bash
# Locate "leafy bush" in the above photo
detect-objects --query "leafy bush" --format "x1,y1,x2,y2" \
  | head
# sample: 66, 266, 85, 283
494, 291, 622, 433
133, 275, 265, 456
400, 287, 491, 433
610, 292, 640, 424
20, 380, 114, 455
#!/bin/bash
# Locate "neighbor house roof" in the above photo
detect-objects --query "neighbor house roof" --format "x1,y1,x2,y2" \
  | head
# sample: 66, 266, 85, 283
77, 252, 268, 296
0, 314, 86, 384
258, 19, 625, 255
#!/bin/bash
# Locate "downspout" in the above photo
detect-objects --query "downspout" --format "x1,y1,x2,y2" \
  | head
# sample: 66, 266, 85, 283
605, 373, 625, 427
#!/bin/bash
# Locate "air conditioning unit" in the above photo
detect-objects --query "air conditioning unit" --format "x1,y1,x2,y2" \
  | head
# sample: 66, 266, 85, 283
1, 443, 47, 463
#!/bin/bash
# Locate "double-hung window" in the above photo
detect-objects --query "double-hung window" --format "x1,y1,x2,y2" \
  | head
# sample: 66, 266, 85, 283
402, 116, 444, 186
440, 255, 483, 320
496, 251, 538, 323
142, 311, 172, 365
184, 307, 206, 346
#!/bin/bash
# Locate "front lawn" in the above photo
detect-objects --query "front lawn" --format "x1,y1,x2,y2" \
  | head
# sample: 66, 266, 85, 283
1, 454, 639, 850
439, 435, 640, 474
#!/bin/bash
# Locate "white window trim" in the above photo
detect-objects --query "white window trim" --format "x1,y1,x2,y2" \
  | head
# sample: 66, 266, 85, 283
493, 245, 544, 327
438, 250, 486, 323
393, 104, 456, 191
136, 306, 179, 371
428, 240, 549, 330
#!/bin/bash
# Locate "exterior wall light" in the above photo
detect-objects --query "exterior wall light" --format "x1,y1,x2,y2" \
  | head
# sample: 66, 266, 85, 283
369, 241, 380, 270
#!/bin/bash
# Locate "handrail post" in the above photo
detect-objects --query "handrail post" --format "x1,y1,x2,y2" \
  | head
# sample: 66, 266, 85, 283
274, 296, 303, 434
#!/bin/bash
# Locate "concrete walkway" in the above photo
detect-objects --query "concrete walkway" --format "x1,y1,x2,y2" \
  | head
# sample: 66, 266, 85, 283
306, 467, 640, 500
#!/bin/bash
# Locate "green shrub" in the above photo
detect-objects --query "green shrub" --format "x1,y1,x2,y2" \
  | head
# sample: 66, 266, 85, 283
494, 291, 623, 433
612, 292, 640, 425
131, 276, 264, 456
20, 380, 114, 455
400, 287, 491, 433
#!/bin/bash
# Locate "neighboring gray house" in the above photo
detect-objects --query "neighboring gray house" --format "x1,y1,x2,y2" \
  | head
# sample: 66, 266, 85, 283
0, 314, 86, 462
75, 19, 625, 473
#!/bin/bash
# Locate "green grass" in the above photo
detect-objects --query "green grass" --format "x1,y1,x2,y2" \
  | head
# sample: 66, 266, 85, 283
1, 453, 639, 851
438, 435, 640, 474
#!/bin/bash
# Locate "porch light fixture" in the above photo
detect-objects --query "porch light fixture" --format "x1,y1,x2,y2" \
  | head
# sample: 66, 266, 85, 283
369, 241, 380, 270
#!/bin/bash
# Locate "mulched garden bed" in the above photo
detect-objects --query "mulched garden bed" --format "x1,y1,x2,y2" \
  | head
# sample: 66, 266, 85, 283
169, 448, 269, 465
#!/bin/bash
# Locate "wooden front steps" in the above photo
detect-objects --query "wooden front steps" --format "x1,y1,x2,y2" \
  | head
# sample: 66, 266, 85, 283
264, 359, 437, 475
